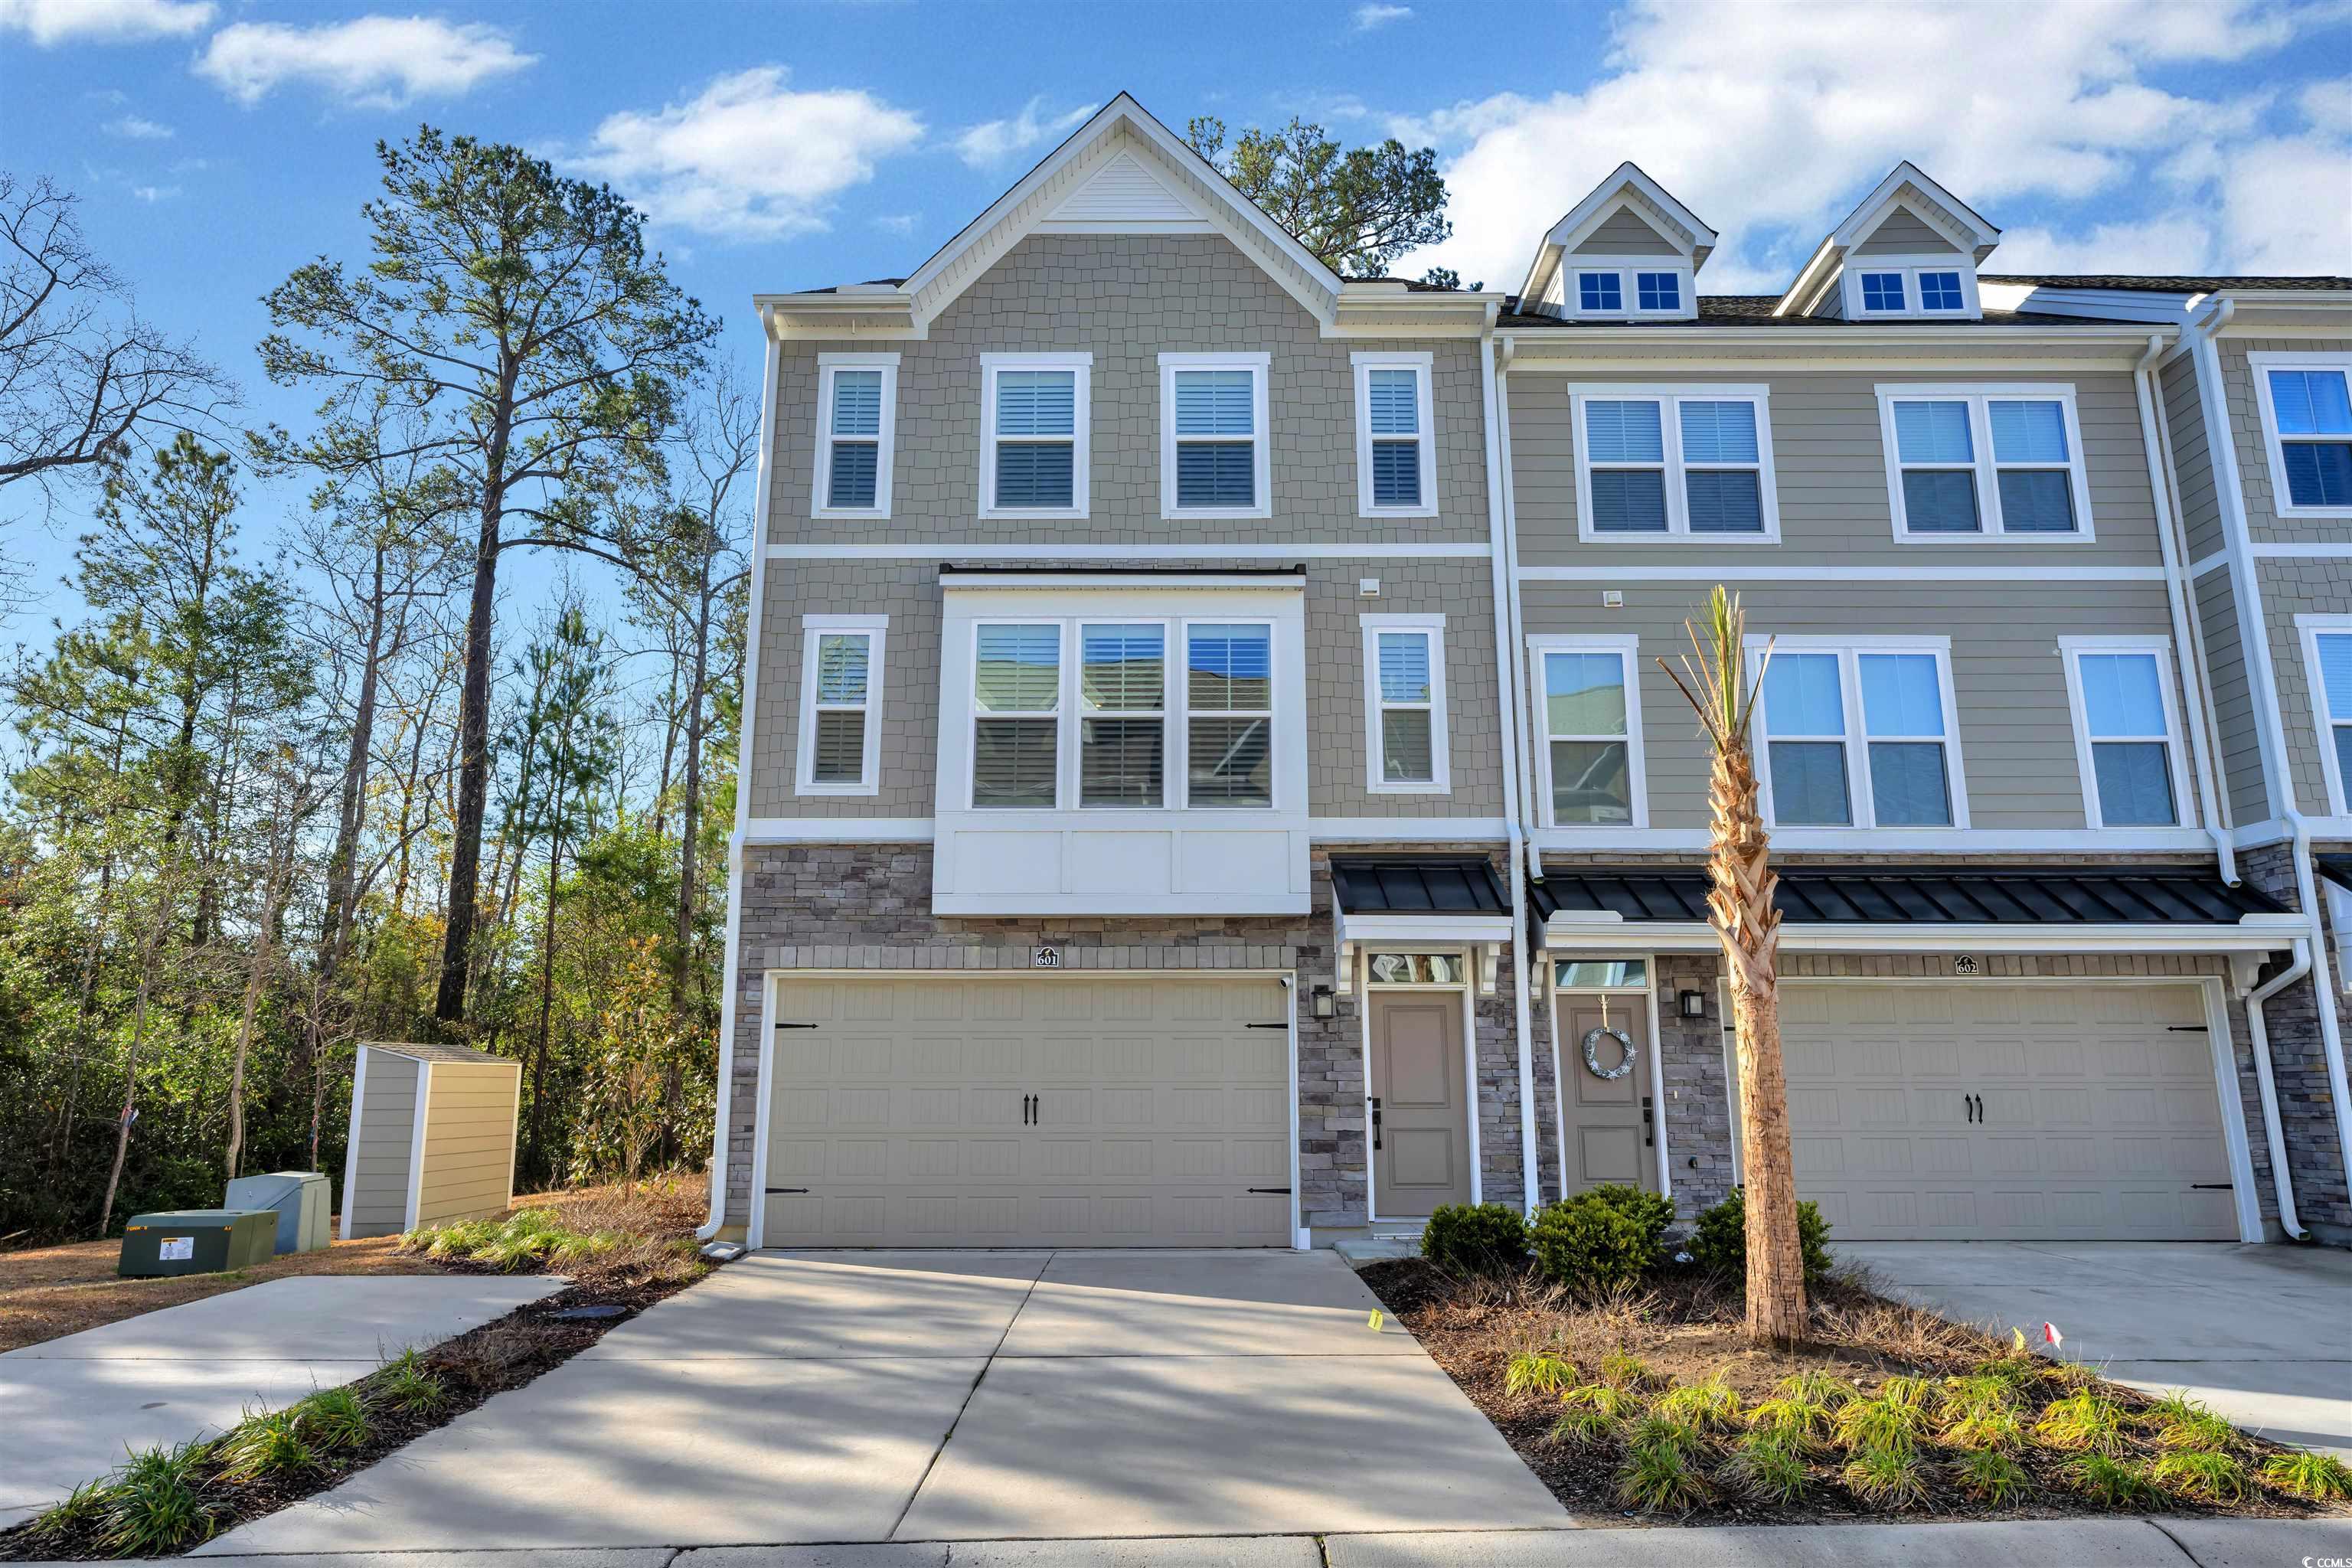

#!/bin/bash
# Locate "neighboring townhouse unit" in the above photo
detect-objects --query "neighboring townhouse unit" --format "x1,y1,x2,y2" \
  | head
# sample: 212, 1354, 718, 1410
704, 91, 2352, 1253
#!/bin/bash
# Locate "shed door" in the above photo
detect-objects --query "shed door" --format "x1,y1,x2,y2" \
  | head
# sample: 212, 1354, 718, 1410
1779, 982, 2236, 1240
762, 975, 1289, 1246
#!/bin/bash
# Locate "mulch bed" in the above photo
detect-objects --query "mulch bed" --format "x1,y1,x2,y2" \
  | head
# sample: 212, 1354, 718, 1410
0, 1235, 712, 1560
1360, 1256, 2348, 1527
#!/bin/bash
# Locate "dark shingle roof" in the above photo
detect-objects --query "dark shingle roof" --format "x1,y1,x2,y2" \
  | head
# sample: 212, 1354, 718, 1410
1332, 857, 1510, 916
1528, 865, 2285, 925
1981, 274, 2352, 294
1498, 296, 2112, 329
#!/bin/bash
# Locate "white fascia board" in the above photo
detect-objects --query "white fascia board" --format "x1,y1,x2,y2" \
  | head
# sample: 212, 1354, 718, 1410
740, 815, 1514, 844
1539, 917, 2298, 955
1503, 323, 2154, 355
1338, 910, 1517, 946
939, 572, 1305, 593
1832, 162, 2001, 256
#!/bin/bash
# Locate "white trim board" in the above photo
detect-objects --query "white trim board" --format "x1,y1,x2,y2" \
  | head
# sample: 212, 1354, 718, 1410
339, 1044, 370, 1242
766, 542, 1492, 560
1538, 917, 2301, 956
1515, 564, 2164, 583
403, 1060, 431, 1234
740, 815, 1517, 844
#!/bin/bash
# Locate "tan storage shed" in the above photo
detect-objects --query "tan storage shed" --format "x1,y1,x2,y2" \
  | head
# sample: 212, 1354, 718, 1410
340, 1041, 523, 1240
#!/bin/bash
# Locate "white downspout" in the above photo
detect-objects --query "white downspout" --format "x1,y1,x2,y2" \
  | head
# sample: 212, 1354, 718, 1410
1481, 328, 1540, 1214
2188, 297, 2352, 1207
2243, 939, 2311, 1240
1496, 338, 1545, 876
2133, 332, 2236, 884
700, 318, 783, 1241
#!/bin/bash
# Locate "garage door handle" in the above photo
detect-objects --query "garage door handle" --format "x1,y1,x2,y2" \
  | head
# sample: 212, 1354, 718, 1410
1247, 1187, 1291, 1194
766, 1187, 808, 1194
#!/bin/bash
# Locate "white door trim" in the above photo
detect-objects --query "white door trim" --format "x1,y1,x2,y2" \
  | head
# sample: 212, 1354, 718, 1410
1361, 948, 1480, 1220
746, 968, 1302, 1251
1761, 973, 2260, 1244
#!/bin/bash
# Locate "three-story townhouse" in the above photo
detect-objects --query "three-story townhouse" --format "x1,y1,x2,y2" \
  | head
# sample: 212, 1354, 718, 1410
701, 92, 2352, 1254
705, 96, 1533, 1250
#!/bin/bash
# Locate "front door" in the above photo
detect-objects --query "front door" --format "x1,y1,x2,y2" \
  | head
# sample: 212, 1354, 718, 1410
1557, 997, 1654, 1195
1370, 989, 1472, 1215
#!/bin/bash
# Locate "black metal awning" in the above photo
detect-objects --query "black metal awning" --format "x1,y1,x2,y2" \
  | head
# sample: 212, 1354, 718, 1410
2317, 854, 2352, 895
1528, 864, 2286, 926
1332, 857, 1510, 916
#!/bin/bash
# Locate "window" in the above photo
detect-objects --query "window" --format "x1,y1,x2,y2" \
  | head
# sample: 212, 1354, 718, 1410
981, 354, 1089, 518
1161, 353, 1270, 518
1753, 640, 1966, 830
972, 624, 1060, 808
1079, 623, 1163, 807
812, 354, 897, 518
2301, 618, 2352, 814
1572, 386, 1779, 541
1561, 265, 1692, 318
2060, 641, 2187, 829
1187, 624, 1274, 806
1578, 271, 1622, 312
1533, 636, 1644, 828
2252, 355, 2352, 515
1846, 263, 1978, 319
1353, 353, 1436, 517
795, 616, 885, 795
1636, 272, 1681, 312
1877, 385, 2093, 541
1362, 615, 1449, 792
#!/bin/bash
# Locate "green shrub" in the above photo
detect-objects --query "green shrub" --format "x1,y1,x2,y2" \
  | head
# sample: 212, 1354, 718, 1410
1942, 1399, 2024, 1453
1953, 1448, 2032, 1506
1530, 1194, 1657, 1295
1841, 1443, 1928, 1509
1560, 1381, 1644, 1419
1579, 1184, 1676, 1248
1834, 1395, 1929, 1456
2034, 1390, 2125, 1455
1617, 1416, 1711, 1512
1720, 1432, 1808, 1504
1775, 1370, 1857, 1409
374, 1348, 448, 1415
1655, 1372, 1744, 1434
2143, 1392, 2244, 1454
1748, 1394, 1836, 1451
1420, 1201, 1529, 1274
1687, 1186, 1833, 1285
1504, 1351, 1579, 1398
1549, 1406, 1619, 1446
98, 1442, 215, 1556
214, 1406, 318, 1485
2262, 1449, 2352, 1502
295, 1386, 372, 1452
2063, 1452, 2159, 1508
1599, 1350, 1660, 1390
2150, 1449, 2251, 1504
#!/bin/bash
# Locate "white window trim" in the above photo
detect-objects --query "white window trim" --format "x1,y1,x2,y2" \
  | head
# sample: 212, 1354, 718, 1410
2250, 351, 2352, 521
1843, 257, 1982, 321
1528, 632, 1648, 830
1351, 351, 1437, 520
1361, 612, 1449, 795
1160, 351, 1272, 521
795, 616, 887, 796
979, 351, 1092, 521
1874, 383, 2096, 544
810, 354, 899, 521
962, 612, 1283, 813
2297, 615, 2352, 814
1561, 256, 1694, 321
1566, 384, 1780, 544
2056, 635, 2195, 831
1747, 635, 1970, 831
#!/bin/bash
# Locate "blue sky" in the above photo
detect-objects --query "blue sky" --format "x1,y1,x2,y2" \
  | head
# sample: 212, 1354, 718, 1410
3, 0, 2348, 634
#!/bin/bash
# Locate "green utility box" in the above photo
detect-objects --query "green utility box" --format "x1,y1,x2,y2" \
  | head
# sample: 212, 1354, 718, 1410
117, 1210, 276, 1277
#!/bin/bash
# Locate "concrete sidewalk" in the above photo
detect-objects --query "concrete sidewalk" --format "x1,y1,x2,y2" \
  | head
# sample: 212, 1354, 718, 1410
70, 1516, 2352, 1566
0, 1276, 562, 1533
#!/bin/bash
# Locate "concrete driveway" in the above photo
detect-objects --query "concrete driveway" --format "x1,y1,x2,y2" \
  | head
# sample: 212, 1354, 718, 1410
1841, 1241, 2352, 1455
200, 1249, 1570, 1553
0, 1276, 563, 1530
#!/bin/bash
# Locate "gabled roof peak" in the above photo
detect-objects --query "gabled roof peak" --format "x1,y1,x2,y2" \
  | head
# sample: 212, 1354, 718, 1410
1773, 160, 2002, 318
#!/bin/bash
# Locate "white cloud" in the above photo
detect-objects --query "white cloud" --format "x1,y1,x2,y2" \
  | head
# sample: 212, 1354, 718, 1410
105, 115, 175, 139
874, 212, 920, 235
952, 97, 1098, 170
195, 16, 536, 109
131, 185, 181, 203
1395, 0, 2348, 294
571, 67, 924, 240
1354, 4, 1413, 31
0, 0, 211, 46
1994, 217, 2217, 276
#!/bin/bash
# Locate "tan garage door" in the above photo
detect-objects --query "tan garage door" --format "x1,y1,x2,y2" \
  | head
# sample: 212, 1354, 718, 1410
761, 975, 1291, 1246
1779, 982, 2236, 1241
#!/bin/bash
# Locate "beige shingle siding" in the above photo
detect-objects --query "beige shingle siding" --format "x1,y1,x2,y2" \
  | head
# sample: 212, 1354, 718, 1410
2161, 355, 2224, 560
1570, 207, 1675, 256
345, 1047, 417, 1237
413, 1062, 518, 1227
750, 557, 1508, 818
2259, 557, 2352, 817
769, 234, 1488, 548
2196, 570, 2269, 825
1518, 579, 2192, 831
1508, 369, 2165, 569
1852, 209, 1965, 256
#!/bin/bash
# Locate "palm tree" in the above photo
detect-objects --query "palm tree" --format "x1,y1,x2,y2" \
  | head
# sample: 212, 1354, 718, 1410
1660, 587, 1808, 1344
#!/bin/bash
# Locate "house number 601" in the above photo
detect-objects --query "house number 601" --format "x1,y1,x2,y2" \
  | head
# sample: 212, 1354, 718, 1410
1031, 946, 1063, 969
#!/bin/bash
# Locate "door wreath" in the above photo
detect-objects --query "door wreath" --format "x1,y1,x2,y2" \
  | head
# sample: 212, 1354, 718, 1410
1582, 1024, 1637, 1080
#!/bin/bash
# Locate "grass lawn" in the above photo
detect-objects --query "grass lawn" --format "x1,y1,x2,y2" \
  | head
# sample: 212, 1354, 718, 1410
1361, 1256, 2352, 1525
0, 1174, 712, 1562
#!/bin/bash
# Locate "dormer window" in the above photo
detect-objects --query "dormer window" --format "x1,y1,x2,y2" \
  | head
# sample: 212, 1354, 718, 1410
1860, 272, 1906, 312
1578, 272, 1622, 312
1636, 272, 1681, 312
1854, 264, 1976, 318
1919, 270, 1965, 312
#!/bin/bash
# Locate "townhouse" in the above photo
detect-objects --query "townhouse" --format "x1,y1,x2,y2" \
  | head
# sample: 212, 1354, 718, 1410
701, 93, 2352, 1254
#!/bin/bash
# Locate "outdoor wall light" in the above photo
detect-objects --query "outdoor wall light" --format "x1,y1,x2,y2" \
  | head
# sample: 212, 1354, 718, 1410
1310, 985, 1336, 1021
1677, 988, 1707, 1019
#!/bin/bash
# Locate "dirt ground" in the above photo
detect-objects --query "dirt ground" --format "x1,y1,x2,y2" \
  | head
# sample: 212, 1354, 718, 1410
0, 1179, 709, 1354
